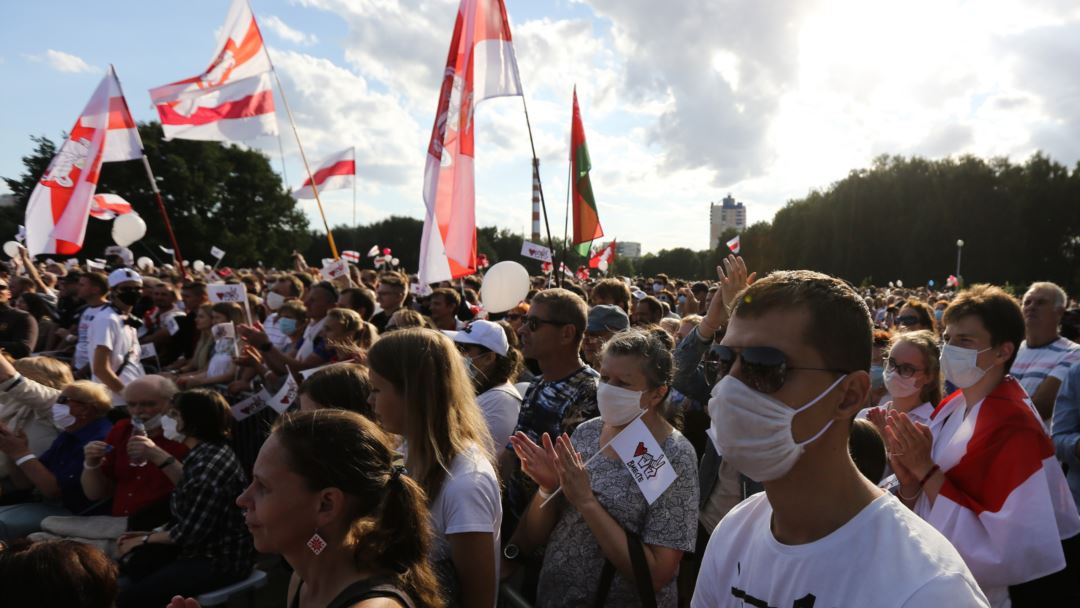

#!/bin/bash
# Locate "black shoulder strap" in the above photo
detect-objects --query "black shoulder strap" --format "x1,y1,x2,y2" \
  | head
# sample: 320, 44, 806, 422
593, 528, 657, 608
326, 579, 416, 608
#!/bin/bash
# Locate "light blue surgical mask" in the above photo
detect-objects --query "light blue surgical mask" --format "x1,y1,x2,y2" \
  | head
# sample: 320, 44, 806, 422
869, 364, 885, 390
278, 317, 298, 336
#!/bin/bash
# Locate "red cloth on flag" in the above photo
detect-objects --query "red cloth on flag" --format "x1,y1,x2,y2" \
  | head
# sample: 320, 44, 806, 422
90, 194, 134, 220
588, 240, 616, 269
419, 0, 523, 286
293, 148, 355, 199
149, 0, 276, 142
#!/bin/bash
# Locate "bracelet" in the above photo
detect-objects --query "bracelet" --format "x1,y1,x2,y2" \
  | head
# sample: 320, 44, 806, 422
537, 486, 555, 500
918, 464, 941, 488
14, 454, 36, 467
897, 486, 921, 502
157, 456, 177, 469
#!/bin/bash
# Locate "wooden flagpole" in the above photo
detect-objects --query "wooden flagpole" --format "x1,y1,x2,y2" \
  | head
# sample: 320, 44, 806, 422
110, 65, 188, 280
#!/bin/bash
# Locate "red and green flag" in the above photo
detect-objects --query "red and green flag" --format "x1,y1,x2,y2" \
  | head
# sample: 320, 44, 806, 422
570, 88, 603, 256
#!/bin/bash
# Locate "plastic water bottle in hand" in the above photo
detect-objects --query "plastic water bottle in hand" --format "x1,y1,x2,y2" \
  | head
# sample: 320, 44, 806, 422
129, 417, 149, 467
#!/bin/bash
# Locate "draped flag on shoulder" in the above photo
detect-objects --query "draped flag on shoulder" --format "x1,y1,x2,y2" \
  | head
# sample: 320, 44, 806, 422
609, 417, 678, 504
570, 88, 603, 257
90, 193, 134, 221
419, 0, 523, 286
149, 0, 277, 142
293, 147, 355, 199
25, 67, 141, 256
727, 235, 741, 254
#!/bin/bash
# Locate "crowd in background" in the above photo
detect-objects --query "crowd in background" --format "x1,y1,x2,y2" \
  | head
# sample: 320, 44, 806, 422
0, 245, 1078, 607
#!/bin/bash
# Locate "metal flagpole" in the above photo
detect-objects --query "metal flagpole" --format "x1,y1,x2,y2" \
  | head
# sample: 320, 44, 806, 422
519, 83, 558, 286
248, 3, 340, 259
110, 65, 188, 280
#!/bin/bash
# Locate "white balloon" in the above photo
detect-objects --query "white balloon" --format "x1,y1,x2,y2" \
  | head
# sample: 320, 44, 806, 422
193, 260, 206, 273
3, 241, 21, 258
112, 213, 147, 247
137, 256, 153, 271
480, 261, 530, 313
897, 280, 904, 287
391, 257, 400, 266
598, 259, 609, 272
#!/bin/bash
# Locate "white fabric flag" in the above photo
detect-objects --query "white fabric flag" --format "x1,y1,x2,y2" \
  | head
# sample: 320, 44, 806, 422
608, 417, 678, 504
292, 147, 355, 199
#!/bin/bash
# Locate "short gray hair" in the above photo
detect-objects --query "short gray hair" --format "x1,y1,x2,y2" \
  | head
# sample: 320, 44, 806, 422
123, 374, 179, 402
1026, 282, 1067, 310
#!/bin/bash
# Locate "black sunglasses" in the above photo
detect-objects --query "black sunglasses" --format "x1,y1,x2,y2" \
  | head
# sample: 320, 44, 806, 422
707, 344, 848, 393
504, 313, 523, 321
885, 356, 924, 378
896, 315, 920, 327
522, 315, 567, 332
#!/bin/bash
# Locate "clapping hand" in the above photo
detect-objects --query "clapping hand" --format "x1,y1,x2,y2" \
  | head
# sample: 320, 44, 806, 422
509, 431, 559, 493
884, 410, 935, 489
553, 433, 594, 509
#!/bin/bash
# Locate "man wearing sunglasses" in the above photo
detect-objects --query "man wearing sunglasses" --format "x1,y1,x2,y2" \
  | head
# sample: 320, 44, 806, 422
693, 270, 986, 607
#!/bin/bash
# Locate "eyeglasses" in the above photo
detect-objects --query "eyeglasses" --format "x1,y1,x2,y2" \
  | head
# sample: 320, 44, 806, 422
522, 316, 567, 332
56, 395, 82, 405
884, 357, 924, 378
896, 315, 920, 327
708, 344, 849, 393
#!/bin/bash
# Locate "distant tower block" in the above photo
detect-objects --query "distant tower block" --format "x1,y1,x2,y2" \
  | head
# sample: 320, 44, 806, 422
531, 159, 542, 242
709, 193, 746, 249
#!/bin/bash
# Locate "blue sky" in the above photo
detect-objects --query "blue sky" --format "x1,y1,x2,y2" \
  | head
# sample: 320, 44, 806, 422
4, 0, 1080, 254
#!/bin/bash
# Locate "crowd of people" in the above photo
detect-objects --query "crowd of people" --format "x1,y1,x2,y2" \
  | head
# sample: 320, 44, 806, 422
0, 246, 1078, 608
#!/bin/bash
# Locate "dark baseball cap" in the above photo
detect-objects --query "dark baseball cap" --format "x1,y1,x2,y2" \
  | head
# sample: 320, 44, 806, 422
587, 304, 630, 333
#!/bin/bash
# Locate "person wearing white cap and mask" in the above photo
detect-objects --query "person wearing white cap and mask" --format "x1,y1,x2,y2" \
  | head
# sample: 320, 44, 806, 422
692, 270, 987, 608
448, 320, 524, 454
88, 269, 146, 405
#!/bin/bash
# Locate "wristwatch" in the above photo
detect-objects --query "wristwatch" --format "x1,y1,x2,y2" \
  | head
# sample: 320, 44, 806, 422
503, 543, 521, 561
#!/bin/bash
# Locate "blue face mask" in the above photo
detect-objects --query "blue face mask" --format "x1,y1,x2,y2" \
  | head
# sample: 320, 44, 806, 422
278, 317, 298, 336
934, 309, 944, 322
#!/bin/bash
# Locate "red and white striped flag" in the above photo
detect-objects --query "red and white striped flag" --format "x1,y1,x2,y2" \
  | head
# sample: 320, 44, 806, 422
588, 240, 616, 269
25, 68, 140, 256
419, 0, 523, 286
293, 147, 355, 199
366, 245, 380, 258
90, 193, 134, 220
149, 0, 277, 142
342, 250, 360, 263
726, 235, 741, 254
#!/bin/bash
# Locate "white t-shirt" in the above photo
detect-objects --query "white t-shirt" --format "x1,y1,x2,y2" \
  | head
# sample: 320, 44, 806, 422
428, 443, 501, 597
88, 307, 145, 405
206, 338, 236, 378
297, 316, 327, 360
476, 383, 521, 455
692, 492, 989, 608
74, 303, 109, 370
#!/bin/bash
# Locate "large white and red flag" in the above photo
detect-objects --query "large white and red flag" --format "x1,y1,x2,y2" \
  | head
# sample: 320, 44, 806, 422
916, 378, 1080, 605
25, 68, 142, 256
149, 0, 276, 142
293, 147, 355, 199
418, 0, 523, 285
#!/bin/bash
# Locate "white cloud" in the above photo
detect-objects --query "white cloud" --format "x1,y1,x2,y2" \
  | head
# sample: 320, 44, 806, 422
262, 15, 319, 46
23, 49, 98, 74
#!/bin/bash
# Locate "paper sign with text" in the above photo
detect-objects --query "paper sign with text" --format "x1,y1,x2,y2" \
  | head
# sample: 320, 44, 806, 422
608, 417, 678, 504
270, 370, 300, 414
230, 389, 272, 421
208, 283, 247, 304
210, 246, 225, 259
139, 342, 157, 360
320, 258, 349, 281
521, 241, 553, 262
211, 322, 236, 340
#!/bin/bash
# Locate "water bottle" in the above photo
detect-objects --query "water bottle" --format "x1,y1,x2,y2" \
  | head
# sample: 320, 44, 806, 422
129, 417, 149, 467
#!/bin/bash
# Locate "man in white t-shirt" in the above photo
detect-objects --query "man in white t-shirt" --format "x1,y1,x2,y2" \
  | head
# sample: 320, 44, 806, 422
296, 281, 335, 361
693, 270, 988, 607
89, 269, 146, 405
72, 271, 111, 375
1013, 282, 1080, 425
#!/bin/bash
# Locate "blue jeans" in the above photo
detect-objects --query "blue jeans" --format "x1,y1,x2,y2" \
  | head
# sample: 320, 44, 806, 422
0, 502, 71, 541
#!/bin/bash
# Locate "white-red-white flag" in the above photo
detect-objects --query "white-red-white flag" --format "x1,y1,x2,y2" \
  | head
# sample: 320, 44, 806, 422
419, 0, 523, 286
342, 250, 361, 263
588, 240, 616, 269
149, 0, 277, 142
366, 245, 380, 257
726, 235, 741, 254
89, 194, 134, 221
293, 147, 355, 199
25, 68, 140, 256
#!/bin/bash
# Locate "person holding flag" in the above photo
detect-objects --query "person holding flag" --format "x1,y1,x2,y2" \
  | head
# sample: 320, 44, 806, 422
505, 329, 698, 607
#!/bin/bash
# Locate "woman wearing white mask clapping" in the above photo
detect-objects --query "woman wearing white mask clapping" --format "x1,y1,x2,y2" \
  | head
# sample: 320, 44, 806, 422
506, 329, 699, 607
863, 330, 943, 431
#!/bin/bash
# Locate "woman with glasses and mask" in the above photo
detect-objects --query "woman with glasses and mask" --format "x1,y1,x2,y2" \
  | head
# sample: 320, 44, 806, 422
863, 331, 942, 430
887, 285, 1080, 607
116, 389, 252, 608
506, 329, 699, 607
0, 380, 112, 540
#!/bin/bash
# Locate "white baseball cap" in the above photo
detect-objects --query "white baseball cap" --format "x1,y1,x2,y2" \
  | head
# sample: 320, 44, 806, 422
444, 320, 509, 357
107, 268, 143, 288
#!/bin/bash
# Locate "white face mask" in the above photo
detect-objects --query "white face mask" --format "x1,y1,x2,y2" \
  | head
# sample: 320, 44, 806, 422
883, 368, 920, 398
161, 415, 185, 442
708, 374, 847, 482
940, 344, 992, 389
141, 413, 163, 431
266, 291, 286, 311
597, 382, 645, 426
52, 403, 76, 429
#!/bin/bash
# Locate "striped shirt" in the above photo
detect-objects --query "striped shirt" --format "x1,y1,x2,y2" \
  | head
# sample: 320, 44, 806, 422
1012, 337, 1080, 399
